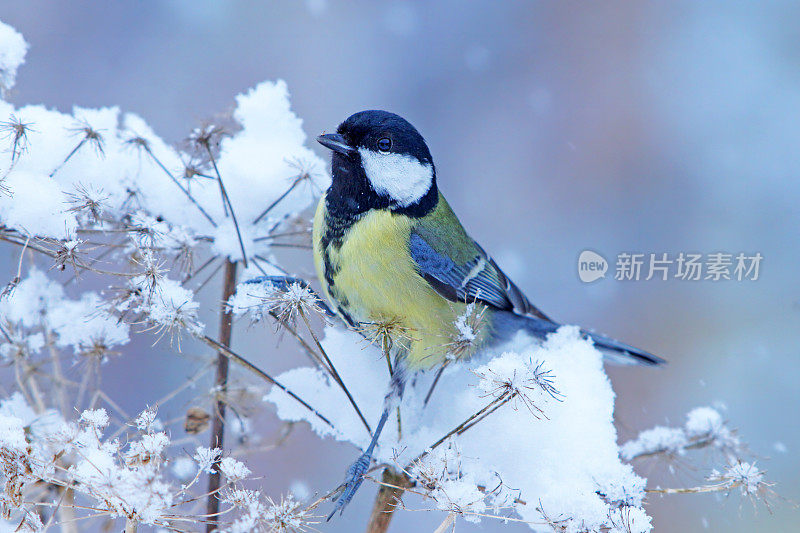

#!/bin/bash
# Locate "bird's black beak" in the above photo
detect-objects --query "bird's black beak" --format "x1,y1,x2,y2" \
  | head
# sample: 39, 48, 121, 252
317, 133, 356, 157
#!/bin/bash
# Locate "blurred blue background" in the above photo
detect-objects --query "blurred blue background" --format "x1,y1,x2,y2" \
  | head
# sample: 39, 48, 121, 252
1, 1, 797, 531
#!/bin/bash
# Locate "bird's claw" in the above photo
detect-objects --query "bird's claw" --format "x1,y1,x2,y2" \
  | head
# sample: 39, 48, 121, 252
327, 451, 372, 520
244, 275, 307, 292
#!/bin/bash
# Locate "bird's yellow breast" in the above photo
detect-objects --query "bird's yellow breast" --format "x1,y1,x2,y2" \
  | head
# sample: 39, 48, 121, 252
313, 196, 472, 369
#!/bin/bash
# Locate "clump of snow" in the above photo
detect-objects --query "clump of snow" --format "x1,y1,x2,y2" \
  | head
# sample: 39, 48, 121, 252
171, 456, 196, 481
0, 64, 326, 255
69, 409, 175, 524
0, 269, 130, 359
621, 405, 740, 461
220, 457, 251, 482
137, 277, 204, 338
80, 408, 109, 430
126, 432, 169, 465
619, 426, 689, 460
265, 325, 651, 531
0, 413, 27, 451
0, 20, 27, 92
685, 406, 724, 437
135, 406, 158, 432
454, 303, 478, 343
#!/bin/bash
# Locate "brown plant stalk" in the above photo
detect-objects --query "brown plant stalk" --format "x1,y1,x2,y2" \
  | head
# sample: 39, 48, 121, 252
205, 259, 237, 531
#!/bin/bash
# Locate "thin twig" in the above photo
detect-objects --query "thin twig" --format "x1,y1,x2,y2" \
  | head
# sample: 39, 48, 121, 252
423, 364, 448, 407
197, 335, 333, 429
139, 143, 217, 227
203, 145, 248, 268
300, 310, 371, 435
252, 173, 306, 224
182, 255, 218, 284
49, 139, 86, 178
409, 392, 513, 467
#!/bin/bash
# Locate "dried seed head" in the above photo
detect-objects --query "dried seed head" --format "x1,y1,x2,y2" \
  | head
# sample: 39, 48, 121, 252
188, 124, 226, 150
0, 326, 44, 362
221, 487, 261, 509
357, 316, 416, 353
78, 335, 120, 362
709, 461, 771, 498
264, 494, 314, 532
51, 239, 85, 273
143, 295, 202, 349
0, 114, 34, 163
70, 119, 105, 156
125, 135, 150, 152
66, 184, 108, 222
474, 359, 562, 419
262, 282, 323, 328
445, 302, 487, 359
135, 406, 159, 432
131, 251, 167, 300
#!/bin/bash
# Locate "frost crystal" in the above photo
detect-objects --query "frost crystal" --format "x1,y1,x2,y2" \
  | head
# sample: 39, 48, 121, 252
193, 446, 222, 474
711, 461, 766, 496
80, 408, 110, 430
135, 406, 158, 432
220, 457, 251, 482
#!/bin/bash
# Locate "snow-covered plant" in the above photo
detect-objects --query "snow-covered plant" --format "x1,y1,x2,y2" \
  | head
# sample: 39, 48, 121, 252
0, 18, 776, 533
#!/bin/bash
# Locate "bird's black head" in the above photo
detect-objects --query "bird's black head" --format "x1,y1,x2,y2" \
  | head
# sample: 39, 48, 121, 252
317, 110, 438, 218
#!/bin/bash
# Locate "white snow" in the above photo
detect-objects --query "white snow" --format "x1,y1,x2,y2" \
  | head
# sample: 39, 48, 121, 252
620, 405, 740, 461
620, 426, 689, 460
80, 408, 109, 429
220, 457, 251, 482
265, 325, 651, 531
0, 413, 27, 451
453, 303, 478, 343
0, 269, 130, 358
171, 456, 196, 481
685, 406, 724, 437
0, 20, 27, 91
0, 75, 326, 259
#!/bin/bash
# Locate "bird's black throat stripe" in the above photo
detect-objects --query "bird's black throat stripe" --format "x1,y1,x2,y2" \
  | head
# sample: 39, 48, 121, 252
320, 207, 357, 282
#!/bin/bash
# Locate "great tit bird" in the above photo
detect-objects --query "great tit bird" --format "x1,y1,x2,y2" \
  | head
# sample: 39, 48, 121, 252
313, 110, 664, 517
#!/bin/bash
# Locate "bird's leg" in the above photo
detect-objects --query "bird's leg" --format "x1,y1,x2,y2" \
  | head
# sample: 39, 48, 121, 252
381, 339, 403, 441
328, 369, 406, 520
243, 275, 336, 317
328, 408, 389, 521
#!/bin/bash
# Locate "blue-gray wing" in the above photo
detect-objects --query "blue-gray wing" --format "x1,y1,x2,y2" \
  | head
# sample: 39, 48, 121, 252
409, 232, 551, 320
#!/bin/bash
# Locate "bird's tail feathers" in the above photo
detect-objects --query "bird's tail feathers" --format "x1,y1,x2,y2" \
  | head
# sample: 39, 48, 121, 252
490, 311, 665, 367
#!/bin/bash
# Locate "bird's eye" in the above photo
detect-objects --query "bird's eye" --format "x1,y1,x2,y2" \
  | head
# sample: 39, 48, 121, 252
377, 137, 392, 153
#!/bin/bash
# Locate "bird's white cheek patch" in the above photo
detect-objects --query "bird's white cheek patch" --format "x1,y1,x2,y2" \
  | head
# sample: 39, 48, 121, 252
359, 148, 433, 207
